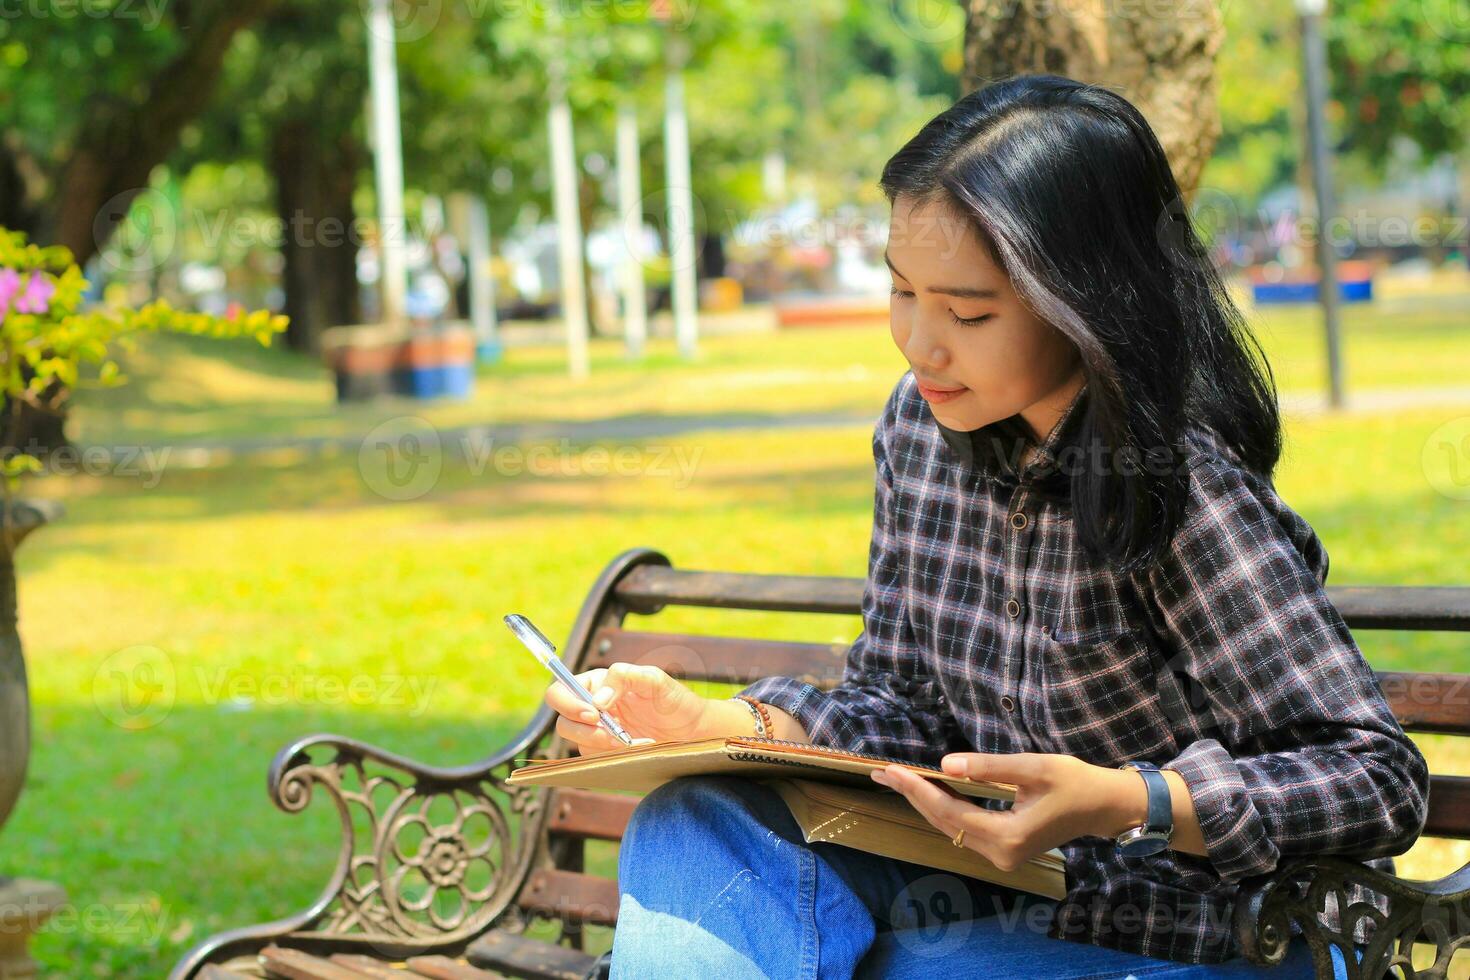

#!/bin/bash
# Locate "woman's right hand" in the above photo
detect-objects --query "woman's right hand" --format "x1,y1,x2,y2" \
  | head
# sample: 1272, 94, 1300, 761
544, 662, 713, 756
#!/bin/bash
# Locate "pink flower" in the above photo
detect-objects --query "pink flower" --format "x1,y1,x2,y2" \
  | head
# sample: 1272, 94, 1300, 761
12, 271, 55, 316
0, 268, 19, 320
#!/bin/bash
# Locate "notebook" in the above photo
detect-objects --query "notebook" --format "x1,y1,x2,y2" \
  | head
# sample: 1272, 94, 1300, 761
769, 778, 1068, 900
504, 735, 1020, 803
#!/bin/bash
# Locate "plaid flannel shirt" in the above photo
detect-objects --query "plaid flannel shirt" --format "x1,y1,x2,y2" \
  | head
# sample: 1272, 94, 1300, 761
740, 371, 1429, 964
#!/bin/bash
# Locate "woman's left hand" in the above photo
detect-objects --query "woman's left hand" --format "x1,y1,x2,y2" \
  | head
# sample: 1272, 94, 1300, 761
870, 752, 1140, 871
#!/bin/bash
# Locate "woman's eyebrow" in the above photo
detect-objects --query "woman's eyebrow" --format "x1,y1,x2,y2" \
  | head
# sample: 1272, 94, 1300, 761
883, 250, 999, 299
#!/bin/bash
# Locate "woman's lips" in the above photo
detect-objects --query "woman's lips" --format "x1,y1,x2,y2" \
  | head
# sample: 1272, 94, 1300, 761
916, 380, 968, 403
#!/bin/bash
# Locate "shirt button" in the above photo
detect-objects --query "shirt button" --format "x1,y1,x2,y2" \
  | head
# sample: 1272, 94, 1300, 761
1010, 511, 1029, 530
1005, 597, 1022, 618
1000, 695, 1017, 712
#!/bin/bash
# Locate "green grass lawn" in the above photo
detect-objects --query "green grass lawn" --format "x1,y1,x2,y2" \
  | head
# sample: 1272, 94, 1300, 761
10, 310, 1470, 976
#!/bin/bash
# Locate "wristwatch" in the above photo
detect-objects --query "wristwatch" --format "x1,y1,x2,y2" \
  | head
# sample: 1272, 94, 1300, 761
1114, 761, 1173, 856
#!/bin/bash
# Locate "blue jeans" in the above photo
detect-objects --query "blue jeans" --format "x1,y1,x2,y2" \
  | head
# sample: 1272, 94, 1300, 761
610, 776, 1355, 979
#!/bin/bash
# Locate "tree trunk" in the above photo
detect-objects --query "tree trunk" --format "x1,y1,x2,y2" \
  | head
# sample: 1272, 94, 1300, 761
0, 138, 47, 243
1, 367, 70, 462
699, 231, 726, 279
576, 170, 610, 338
963, 0, 1223, 197
270, 119, 363, 354
52, 0, 281, 266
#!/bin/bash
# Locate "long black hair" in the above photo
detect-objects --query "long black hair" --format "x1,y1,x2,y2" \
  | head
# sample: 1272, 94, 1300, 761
878, 74, 1282, 575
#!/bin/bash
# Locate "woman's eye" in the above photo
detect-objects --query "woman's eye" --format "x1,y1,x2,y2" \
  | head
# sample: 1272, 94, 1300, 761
949, 311, 993, 327
889, 285, 913, 299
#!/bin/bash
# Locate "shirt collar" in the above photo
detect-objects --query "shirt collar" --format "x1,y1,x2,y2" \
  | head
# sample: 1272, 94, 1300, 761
931, 380, 1090, 493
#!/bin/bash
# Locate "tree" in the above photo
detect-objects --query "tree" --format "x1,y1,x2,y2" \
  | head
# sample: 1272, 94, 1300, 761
1197, 3, 1299, 208
187, 4, 372, 352
1327, 3, 1469, 177
962, 0, 1225, 197
0, 1, 280, 453
0, 0, 280, 263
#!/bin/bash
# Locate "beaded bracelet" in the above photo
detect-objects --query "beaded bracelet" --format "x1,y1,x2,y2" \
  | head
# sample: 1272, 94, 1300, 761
731, 695, 773, 737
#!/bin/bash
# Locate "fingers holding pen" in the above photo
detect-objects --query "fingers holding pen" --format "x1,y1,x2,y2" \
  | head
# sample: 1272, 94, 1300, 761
554, 712, 614, 754
558, 663, 673, 720
543, 667, 608, 723
543, 660, 706, 746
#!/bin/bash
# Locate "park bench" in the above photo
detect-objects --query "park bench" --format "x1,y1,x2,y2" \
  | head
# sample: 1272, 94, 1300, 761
171, 547, 1470, 980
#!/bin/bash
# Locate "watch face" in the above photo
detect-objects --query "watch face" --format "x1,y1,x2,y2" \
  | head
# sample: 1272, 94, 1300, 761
1119, 834, 1170, 857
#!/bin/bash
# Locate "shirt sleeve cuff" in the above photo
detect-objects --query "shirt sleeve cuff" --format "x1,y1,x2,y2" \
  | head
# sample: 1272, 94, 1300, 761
737, 675, 827, 741
1162, 737, 1282, 884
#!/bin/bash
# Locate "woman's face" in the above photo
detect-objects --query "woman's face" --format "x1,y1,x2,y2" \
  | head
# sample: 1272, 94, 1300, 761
885, 194, 1082, 437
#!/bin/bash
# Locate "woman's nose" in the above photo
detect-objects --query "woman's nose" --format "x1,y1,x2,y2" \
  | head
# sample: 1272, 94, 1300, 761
901, 316, 949, 372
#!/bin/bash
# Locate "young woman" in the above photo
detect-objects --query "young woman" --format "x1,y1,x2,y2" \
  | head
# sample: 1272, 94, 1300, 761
543, 75, 1429, 979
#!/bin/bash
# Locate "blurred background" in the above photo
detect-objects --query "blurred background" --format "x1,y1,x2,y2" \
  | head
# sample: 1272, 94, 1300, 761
0, 0, 1466, 975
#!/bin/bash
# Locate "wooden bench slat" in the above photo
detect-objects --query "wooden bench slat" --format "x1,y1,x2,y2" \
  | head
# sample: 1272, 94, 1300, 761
1376, 671, 1470, 735
200, 967, 260, 979
1329, 587, 1470, 632
260, 946, 379, 980
613, 567, 1470, 631
614, 565, 862, 615
466, 931, 599, 980
585, 627, 847, 687
401, 955, 499, 979
548, 788, 639, 841
326, 956, 406, 978
1426, 775, 1470, 840
516, 869, 620, 927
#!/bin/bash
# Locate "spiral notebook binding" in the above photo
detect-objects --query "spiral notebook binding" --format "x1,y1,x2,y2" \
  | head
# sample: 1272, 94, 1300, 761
727, 752, 837, 772
728, 736, 947, 774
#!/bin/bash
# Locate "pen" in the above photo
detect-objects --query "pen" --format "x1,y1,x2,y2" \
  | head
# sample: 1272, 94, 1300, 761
504, 613, 636, 747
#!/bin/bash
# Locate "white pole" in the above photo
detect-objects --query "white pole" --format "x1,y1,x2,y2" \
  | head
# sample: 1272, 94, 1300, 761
664, 32, 699, 359
367, 0, 408, 326
616, 101, 649, 359
547, 29, 590, 380
763, 148, 787, 203
1296, 0, 1345, 410
467, 195, 501, 360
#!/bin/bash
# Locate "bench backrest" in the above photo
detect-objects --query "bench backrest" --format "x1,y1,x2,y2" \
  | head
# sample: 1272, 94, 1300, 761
513, 551, 1470, 933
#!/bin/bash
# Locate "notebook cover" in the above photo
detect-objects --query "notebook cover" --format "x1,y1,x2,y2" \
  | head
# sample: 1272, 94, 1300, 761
505, 735, 1019, 803
768, 778, 1067, 901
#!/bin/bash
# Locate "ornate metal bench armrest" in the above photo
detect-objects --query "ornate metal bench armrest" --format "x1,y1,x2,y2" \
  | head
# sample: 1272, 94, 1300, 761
1233, 855, 1470, 980
170, 707, 562, 979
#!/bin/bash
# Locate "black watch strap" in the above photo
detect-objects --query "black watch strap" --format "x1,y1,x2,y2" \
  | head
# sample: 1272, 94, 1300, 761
1125, 762, 1172, 833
